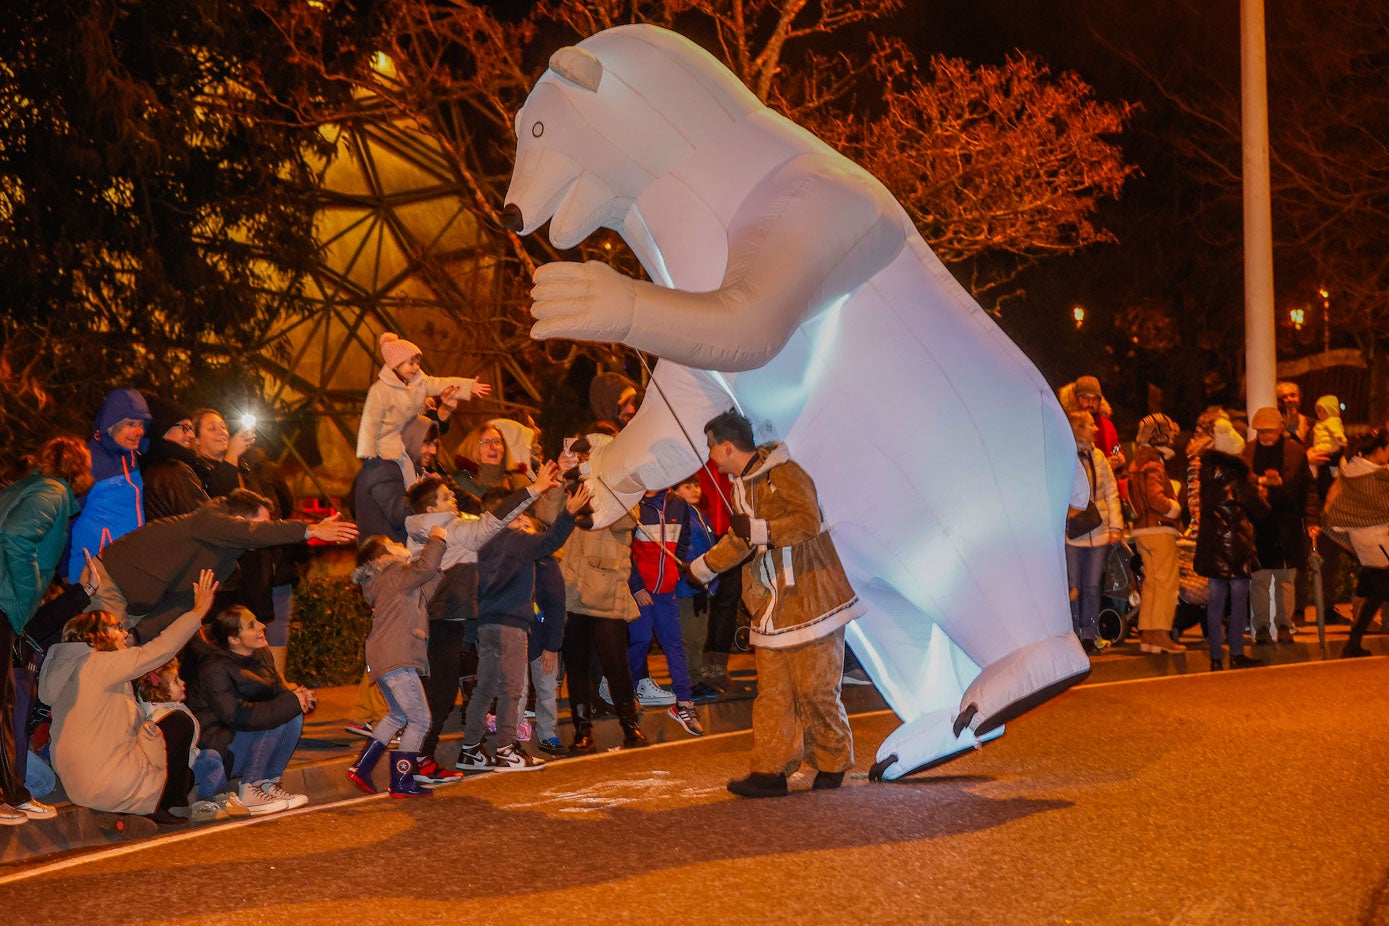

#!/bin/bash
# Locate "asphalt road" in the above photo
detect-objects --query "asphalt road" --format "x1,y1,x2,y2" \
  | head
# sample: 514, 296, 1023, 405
5, 659, 1387, 925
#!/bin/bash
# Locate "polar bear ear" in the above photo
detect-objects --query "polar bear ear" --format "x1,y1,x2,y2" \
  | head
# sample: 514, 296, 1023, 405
548, 46, 603, 93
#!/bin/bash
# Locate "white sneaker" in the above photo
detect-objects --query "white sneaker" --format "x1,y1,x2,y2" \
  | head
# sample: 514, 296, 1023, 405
0, 803, 28, 826
492, 743, 545, 773
635, 676, 676, 707
258, 779, 309, 810
15, 799, 57, 820
454, 743, 493, 774
187, 799, 229, 823
228, 783, 289, 816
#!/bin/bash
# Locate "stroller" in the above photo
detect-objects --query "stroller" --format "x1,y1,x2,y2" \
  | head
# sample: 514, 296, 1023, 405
1097, 539, 1142, 648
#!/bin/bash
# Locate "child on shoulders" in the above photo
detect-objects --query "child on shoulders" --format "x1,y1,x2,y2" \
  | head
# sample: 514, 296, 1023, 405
356, 331, 492, 462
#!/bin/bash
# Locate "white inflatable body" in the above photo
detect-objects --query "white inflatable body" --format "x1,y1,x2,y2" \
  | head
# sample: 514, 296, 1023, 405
502, 25, 1090, 779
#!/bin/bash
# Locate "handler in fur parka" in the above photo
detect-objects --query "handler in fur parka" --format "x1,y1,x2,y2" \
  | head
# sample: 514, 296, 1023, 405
689, 412, 861, 797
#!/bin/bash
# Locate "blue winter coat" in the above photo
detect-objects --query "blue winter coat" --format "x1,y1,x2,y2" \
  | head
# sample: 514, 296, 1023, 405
0, 473, 80, 631
67, 389, 151, 581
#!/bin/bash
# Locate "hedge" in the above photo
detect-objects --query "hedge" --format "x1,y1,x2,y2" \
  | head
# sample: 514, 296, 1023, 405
286, 575, 372, 688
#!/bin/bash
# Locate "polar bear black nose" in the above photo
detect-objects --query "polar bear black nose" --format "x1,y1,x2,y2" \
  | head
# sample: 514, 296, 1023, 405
500, 204, 524, 232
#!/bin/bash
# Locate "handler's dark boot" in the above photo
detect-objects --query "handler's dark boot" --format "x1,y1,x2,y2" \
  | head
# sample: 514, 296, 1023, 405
617, 699, 648, 749
727, 772, 789, 798
347, 737, 387, 794
812, 770, 845, 791
569, 703, 597, 755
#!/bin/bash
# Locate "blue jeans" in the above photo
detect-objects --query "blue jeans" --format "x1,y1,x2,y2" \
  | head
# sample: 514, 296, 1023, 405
1206, 577, 1251, 660
193, 748, 228, 800
628, 591, 692, 701
1065, 543, 1110, 642
230, 713, 303, 784
374, 667, 431, 754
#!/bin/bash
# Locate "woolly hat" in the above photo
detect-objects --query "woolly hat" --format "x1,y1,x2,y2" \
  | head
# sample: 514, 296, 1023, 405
589, 371, 640, 422
380, 332, 423, 372
142, 393, 192, 444
1136, 413, 1179, 448
1250, 406, 1283, 431
1074, 375, 1103, 398
1211, 418, 1245, 456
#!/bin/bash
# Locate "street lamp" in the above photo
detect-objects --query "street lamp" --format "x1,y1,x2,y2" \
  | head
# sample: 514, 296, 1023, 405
1072, 305, 1085, 329
1289, 306, 1305, 330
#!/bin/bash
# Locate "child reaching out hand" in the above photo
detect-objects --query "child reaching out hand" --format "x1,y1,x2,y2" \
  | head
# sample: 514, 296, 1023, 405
347, 524, 448, 797
356, 331, 492, 462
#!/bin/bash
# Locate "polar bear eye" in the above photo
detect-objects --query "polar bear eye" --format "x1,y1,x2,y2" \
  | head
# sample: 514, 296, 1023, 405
531, 122, 544, 138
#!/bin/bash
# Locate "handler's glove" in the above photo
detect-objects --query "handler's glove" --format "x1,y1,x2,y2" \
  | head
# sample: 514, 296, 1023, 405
729, 514, 769, 546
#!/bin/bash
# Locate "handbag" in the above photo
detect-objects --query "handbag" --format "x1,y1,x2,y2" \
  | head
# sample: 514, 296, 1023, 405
1067, 501, 1103, 539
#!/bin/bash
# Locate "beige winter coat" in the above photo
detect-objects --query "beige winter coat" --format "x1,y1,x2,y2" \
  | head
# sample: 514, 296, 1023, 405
692, 444, 861, 649
38, 608, 203, 814
560, 512, 641, 622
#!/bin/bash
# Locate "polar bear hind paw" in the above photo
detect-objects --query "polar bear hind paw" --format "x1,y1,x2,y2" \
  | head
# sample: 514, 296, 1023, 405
870, 709, 1004, 782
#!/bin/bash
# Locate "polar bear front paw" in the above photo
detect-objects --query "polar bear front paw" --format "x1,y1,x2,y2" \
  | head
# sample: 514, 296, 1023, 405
530, 260, 637, 344
869, 709, 1004, 782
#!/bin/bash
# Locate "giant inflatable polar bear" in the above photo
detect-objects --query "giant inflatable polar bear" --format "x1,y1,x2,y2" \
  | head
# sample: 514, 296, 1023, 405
501, 24, 1090, 779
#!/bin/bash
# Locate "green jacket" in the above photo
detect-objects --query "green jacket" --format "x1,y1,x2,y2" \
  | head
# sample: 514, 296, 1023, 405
0, 473, 80, 631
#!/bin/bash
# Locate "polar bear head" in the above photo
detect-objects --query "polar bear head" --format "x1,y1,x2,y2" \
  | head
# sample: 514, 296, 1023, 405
502, 25, 761, 249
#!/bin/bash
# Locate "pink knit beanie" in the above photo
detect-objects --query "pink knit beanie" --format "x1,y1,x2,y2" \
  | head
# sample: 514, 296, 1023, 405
380, 332, 423, 373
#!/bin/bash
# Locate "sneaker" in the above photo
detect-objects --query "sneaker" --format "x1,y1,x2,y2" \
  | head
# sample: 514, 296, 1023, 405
597, 677, 614, 707
415, 756, 465, 786
15, 799, 57, 820
537, 736, 568, 756
454, 743, 493, 774
0, 803, 28, 826
635, 676, 677, 707
669, 702, 704, 736
187, 799, 229, 823
840, 668, 873, 686
492, 742, 546, 773
258, 780, 309, 810
345, 720, 374, 737
690, 682, 722, 701
228, 784, 289, 816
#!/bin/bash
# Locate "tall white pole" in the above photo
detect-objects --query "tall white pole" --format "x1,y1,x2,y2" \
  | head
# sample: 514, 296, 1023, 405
1242, 0, 1276, 421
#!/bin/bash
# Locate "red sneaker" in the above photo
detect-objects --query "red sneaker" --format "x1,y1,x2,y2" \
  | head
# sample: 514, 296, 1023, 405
414, 756, 465, 786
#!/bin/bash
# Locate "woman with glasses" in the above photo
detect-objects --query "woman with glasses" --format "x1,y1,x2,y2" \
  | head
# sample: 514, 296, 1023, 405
140, 394, 210, 522
39, 572, 218, 824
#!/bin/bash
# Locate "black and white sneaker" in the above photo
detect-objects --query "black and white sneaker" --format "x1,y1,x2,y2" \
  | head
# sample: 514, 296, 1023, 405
668, 702, 704, 736
492, 743, 546, 773
454, 743, 493, 775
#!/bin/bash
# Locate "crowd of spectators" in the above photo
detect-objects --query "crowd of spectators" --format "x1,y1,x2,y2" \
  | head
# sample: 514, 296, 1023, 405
1062, 375, 1384, 671
1, 340, 1381, 827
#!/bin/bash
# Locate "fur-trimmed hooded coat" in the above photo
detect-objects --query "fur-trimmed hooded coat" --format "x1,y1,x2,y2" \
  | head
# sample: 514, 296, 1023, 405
691, 443, 860, 649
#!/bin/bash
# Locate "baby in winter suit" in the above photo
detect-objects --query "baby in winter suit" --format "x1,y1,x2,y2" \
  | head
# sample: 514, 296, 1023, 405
1312, 394, 1347, 477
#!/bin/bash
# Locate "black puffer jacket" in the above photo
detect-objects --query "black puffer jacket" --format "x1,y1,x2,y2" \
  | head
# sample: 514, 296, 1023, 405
190, 646, 301, 755
1194, 451, 1270, 579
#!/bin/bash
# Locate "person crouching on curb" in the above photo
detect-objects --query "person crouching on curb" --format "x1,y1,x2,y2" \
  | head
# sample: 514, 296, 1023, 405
687, 411, 862, 798
347, 525, 447, 797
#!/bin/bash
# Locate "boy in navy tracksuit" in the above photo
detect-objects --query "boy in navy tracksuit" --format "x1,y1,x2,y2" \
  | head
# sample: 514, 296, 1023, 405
456, 483, 587, 773
630, 486, 703, 736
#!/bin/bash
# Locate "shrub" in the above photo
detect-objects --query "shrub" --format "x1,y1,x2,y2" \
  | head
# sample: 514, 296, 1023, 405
287, 576, 372, 688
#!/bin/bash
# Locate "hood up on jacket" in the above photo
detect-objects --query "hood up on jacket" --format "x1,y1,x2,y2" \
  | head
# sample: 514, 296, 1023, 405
89, 388, 152, 482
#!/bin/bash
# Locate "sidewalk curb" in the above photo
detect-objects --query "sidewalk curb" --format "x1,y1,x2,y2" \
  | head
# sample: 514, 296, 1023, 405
3, 632, 1381, 868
